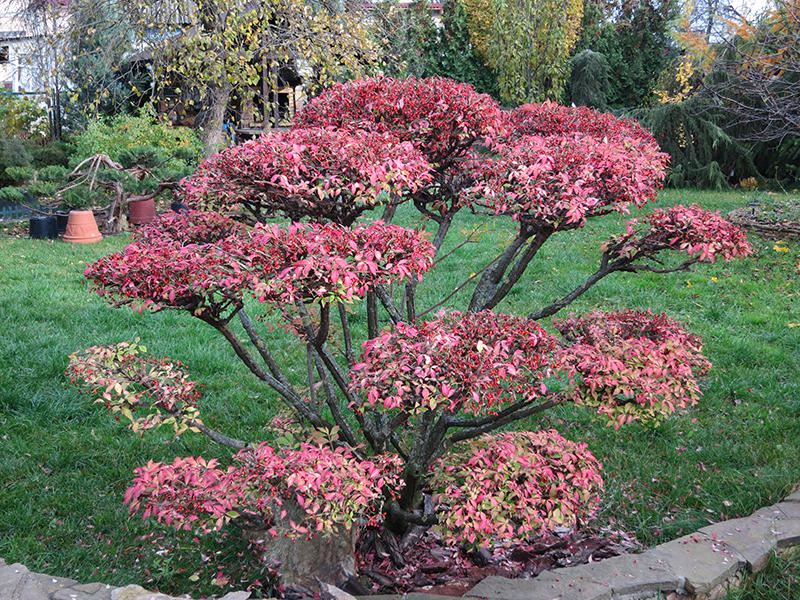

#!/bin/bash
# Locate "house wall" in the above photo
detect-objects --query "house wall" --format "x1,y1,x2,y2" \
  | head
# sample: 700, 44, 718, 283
0, 2, 41, 93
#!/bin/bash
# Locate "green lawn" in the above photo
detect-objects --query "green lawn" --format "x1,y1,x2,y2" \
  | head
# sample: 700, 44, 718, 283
1, 189, 799, 597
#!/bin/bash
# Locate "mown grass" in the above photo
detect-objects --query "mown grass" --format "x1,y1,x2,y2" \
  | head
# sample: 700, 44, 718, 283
1, 189, 799, 597
723, 550, 800, 600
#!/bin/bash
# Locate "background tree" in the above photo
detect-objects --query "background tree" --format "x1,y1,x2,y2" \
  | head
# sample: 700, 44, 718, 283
575, 0, 679, 107
704, 0, 800, 143
379, 0, 499, 98
434, 0, 499, 98
60, 0, 148, 121
7, 0, 384, 152
640, 0, 800, 187
377, 0, 440, 78
461, 0, 584, 104
135, 0, 383, 153
14, 0, 71, 138
567, 49, 611, 108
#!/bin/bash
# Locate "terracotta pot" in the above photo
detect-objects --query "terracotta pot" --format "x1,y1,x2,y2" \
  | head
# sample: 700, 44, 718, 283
63, 210, 103, 244
128, 198, 156, 225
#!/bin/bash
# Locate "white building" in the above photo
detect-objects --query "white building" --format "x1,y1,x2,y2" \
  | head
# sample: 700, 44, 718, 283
0, 3, 38, 93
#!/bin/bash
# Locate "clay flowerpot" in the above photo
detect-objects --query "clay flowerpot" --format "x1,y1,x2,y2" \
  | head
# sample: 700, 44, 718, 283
128, 198, 156, 225
63, 210, 103, 244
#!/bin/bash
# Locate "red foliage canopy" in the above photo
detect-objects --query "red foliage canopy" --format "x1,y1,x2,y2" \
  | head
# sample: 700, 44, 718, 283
432, 430, 603, 546
611, 204, 754, 263
69, 341, 202, 436
554, 310, 712, 428
351, 310, 557, 416
181, 127, 432, 225
293, 76, 503, 165
125, 443, 403, 536
461, 101, 669, 229
504, 101, 656, 145
468, 133, 669, 229
85, 211, 435, 318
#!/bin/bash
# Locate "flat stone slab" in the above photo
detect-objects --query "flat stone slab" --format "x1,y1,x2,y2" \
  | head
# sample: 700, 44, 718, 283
465, 573, 612, 600
699, 516, 778, 572
53, 582, 116, 600
783, 489, 800, 503
0, 563, 30, 599
110, 585, 176, 600
774, 502, 800, 519
218, 592, 252, 600
647, 533, 745, 595
771, 519, 800, 549
564, 553, 684, 596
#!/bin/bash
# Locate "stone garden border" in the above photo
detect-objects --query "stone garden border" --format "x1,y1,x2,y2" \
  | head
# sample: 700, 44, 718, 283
2, 488, 799, 600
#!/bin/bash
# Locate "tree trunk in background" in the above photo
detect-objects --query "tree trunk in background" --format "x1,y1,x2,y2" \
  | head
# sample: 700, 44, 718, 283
200, 84, 232, 156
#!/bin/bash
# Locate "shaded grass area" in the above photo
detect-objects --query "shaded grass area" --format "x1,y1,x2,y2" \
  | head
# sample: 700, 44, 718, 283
1, 189, 799, 596
723, 550, 800, 600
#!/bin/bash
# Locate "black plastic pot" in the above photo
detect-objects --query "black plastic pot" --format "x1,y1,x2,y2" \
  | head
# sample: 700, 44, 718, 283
29, 215, 57, 239
55, 212, 69, 235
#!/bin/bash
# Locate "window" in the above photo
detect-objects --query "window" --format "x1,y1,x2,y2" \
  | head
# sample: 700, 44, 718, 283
0, 46, 9, 64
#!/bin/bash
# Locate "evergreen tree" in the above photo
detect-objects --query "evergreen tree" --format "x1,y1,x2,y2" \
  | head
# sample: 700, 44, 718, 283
576, 0, 679, 108
568, 49, 610, 109
379, 0, 440, 78
435, 0, 499, 98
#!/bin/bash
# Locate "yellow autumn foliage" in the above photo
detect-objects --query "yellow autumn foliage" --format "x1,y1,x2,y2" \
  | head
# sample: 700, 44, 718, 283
460, 0, 583, 104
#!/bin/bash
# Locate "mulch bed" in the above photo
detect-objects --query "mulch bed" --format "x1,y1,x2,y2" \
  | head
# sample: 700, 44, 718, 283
350, 525, 639, 596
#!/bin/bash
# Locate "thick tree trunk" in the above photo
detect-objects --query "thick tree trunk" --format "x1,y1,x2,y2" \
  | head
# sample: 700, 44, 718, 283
200, 84, 232, 156
249, 499, 357, 590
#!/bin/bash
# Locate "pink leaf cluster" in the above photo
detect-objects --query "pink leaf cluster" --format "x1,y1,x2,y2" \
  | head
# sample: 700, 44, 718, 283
293, 76, 503, 164
466, 101, 668, 228
432, 431, 603, 547
181, 127, 432, 225
84, 212, 434, 317
248, 220, 435, 306
125, 443, 404, 537
351, 311, 557, 415
469, 133, 668, 229
68, 341, 202, 436
135, 210, 246, 246
504, 101, 656, 144
554, 310, 712, 428
612, 204, 754, 262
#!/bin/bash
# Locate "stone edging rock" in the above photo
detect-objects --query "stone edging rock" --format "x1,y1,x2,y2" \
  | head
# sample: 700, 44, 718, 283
458, 488, 800, 600
2, 488, 800, 600
0, 562, 250, 600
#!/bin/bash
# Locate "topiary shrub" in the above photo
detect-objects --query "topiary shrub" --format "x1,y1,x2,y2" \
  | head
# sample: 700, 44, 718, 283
37, 165, 70, 183
69, 76, 754, 590
0, 186, 24, 204
4, 166, 35, 184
